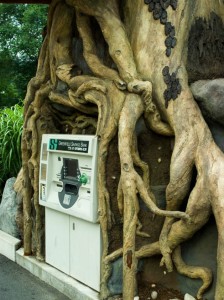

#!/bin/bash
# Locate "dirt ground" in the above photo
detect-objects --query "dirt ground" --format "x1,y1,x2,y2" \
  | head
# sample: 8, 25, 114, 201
110, 281, 184, 300
138, 282, 184, 299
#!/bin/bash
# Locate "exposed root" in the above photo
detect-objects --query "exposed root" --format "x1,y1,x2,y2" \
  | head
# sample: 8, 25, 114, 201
105, 248, 123, 265
23, 82, 58, 257
173, 246, 213, 299
136, 220, 151, 238
117, 179, 124, 216
136, 242, 161, 259
118, 93, 189, 298
75, 10, 124, 87
136, 174, 189, 220
72, 115, 97, 133
132, 134, 151, 192
144, 109, 174, 136
159, 217, 176, 272
74, 80, 107, 100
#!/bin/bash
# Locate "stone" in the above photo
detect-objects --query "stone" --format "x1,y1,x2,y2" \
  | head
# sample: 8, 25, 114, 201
153, 9, 162, 20
149, 2, 155, 11
170, 27, 175, 37
108, 258, 144, 296
160, 15, 167, 25
184, 294, 196, 300
0, 178, 21, 238
166, 47, 171, 57
160, 0, 170, 9
108, 257, 123, 295
170, 0, 178, 10
171, 37, 177, 48
190, 79, 224, 126
165, 36, 173, 47
165, 22, 172, 35
162, 66, 169, 76
207, 120, 224, 152
151, 290, 158, 299
163, 73, 171, 84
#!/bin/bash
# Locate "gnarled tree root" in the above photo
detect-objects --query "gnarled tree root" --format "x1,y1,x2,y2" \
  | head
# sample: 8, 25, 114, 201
173, 246, 212, 299
118, 93, 189, 299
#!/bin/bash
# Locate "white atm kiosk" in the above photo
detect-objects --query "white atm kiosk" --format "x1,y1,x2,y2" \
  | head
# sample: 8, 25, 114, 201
39, 134, 101, 291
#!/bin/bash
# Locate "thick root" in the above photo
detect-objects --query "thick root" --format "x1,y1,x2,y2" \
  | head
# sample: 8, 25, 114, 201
173, 247, 213, 299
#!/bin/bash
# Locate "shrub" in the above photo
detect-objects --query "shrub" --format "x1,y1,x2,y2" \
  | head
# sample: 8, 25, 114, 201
0, 103, 23, 191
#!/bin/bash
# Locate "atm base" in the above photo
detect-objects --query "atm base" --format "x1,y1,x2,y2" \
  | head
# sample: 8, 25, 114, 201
45, 208, 102, 291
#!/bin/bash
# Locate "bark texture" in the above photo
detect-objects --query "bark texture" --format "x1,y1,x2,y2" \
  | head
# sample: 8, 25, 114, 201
17, 0, 224, 299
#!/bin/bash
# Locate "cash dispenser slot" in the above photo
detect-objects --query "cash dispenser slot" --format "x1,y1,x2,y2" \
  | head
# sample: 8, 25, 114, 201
65, 183, 79, 195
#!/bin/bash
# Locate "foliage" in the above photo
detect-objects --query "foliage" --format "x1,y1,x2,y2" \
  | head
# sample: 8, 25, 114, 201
0, 103, 23, 193
0, 4, 48, 107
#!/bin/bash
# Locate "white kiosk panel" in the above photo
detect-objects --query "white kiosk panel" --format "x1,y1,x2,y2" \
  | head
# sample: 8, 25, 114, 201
39, 134, 98, 223
39, 134, 102, 291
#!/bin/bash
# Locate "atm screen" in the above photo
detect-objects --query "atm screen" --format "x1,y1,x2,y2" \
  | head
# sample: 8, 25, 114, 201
63, 158, 79, 179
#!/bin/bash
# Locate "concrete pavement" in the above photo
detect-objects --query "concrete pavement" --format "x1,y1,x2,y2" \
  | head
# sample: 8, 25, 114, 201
0, 230, 99, 300
0, 254, 70, 300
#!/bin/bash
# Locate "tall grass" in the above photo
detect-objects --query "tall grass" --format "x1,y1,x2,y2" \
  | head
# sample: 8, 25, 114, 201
0, 103, 23, 191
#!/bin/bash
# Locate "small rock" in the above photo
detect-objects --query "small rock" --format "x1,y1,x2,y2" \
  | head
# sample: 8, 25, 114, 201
163, 270, 167, 275
184, 293, 196, 300
158, 158, 162, 163
151, 291, 158, 299
190, 79, 224, 126
0, 177, 21, 238
151, 283, 156, 288
134, 297, 139, 300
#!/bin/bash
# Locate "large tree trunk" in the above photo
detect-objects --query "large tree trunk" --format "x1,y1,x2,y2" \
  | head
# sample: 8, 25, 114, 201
16, 0, 224, 299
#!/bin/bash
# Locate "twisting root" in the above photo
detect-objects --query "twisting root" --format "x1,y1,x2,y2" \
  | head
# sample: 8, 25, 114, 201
132, 134, 151, 192
72, 115, 97, 133
136, 242, 161, 259
118, 93, 188, 299
74, 80, 107, 100
159, 217, 176, 272
23, 83, 57, 258
173, 246, 213, 299
136, 174, 189, 220
75, 10, 125, 88
144, 109, 174, 136
64, 78, 126, 299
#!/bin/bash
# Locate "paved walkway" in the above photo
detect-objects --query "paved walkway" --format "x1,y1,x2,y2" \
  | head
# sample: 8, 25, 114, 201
0, 254, 70, 300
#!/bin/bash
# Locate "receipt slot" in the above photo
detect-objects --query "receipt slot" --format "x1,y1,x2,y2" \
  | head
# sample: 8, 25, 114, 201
39, 134, 101, 292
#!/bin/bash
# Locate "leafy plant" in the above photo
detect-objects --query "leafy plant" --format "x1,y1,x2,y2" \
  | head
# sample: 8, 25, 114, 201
0, 4, 48, 107
0, 103, 23, 191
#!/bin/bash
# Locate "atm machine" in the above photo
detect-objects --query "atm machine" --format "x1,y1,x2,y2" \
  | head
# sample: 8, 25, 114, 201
39, 134, 101, 291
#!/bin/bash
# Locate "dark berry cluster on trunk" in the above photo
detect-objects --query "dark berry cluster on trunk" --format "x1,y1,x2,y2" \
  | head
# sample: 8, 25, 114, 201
162, 66, 181, 108
164, 22, 177, 57
144, 0, 178, 57
144, 1, 180, 108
